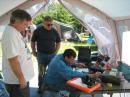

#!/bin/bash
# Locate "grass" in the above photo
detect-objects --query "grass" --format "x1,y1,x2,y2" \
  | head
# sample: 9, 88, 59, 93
0, 41, 97, 71
0, 41, 97, 57
58, 41, 97, 54
58, 42, 79, 52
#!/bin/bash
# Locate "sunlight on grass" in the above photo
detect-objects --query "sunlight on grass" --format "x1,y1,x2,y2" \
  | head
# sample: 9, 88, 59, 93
57, 41, 97, 54
0, 41, 97, 64
58, 42, 76, 54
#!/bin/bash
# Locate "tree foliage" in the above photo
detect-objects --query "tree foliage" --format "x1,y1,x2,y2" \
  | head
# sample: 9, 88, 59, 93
33, 3, 84, 32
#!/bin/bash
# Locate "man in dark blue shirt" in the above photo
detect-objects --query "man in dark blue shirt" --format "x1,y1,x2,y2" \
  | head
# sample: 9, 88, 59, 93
44, 49, 101, 97
31, 16, 61, 93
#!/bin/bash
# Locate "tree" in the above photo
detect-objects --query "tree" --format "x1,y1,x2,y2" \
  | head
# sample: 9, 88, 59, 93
33, 3, 84, 32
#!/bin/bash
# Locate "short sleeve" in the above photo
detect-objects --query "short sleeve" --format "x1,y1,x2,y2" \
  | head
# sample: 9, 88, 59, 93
31, 29, 38, 42
2, 32, 19, 59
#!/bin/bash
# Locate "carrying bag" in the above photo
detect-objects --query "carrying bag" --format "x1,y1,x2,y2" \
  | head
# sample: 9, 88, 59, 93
117, 62, 130, 82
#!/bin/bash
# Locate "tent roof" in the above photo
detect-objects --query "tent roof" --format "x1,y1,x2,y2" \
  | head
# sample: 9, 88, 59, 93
0, 0, 129, 64
0, 0, 47, 24
82, 0, 130, 20
1, 0, 130, 21
0, 0, 28, 16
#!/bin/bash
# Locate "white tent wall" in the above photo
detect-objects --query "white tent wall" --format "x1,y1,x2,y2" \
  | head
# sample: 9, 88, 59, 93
59, 0, 120, 66
0, 0, 49, 25
116, 20, 130, 52
0, 0, 27, 17
0, 0, 49, 40
116, 20, 130, 65
81, 0, 130, 21
1, 0, 130, 66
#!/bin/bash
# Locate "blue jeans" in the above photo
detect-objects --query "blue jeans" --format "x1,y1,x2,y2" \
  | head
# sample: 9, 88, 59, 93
37, 52, 55, 88
0, 81, 9, 97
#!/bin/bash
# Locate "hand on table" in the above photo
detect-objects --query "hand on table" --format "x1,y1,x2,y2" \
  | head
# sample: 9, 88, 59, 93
32, 51, 37, 57
89, 72, 102, 78
76, 63, 86, 68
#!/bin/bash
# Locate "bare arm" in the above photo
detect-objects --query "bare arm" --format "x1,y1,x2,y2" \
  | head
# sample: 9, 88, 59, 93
55, 42, 60, 54
8, 56, 26, 88
31, 42, 37, 57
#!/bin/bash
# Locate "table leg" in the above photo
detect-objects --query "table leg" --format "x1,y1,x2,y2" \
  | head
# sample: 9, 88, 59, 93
109, 93, 113, 97
107, 91, 113, 97
91, 94, 94, 97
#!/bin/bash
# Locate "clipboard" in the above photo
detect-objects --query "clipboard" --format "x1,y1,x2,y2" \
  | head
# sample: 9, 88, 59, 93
67, 78, 101, 93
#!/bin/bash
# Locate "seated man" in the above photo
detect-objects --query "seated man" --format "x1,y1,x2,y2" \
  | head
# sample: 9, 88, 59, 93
44, 49, 101, 97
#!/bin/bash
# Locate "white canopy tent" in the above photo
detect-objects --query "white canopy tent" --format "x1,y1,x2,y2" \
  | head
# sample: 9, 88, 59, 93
0, 0, 130, 66
0, 0, 49, 24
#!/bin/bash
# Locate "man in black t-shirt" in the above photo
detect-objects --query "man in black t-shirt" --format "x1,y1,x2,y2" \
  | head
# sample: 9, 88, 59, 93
31, 16, 61, 93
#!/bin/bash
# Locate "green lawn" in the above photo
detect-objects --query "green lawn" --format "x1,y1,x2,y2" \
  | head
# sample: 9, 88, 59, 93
58, 41, 97, 54
0, 41, 97, 71
0, 41, 97, 59
0, 41, 97, 54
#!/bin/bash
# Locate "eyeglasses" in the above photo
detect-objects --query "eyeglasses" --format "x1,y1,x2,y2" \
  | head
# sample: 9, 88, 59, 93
47, 24, 53, 26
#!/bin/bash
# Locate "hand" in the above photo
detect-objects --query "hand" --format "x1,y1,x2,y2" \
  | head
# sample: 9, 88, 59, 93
95, 72, 102, 77
32, 51, 37, 57
76, 63, 86, 68
89, 72, 102, 78
104, 64, 112, 70
54, 51, 58, 54
19, 78, 27, 89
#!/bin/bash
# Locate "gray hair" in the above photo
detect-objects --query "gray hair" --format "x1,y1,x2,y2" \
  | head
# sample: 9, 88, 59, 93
10, 9, 32, 24
43, 16, 53, 22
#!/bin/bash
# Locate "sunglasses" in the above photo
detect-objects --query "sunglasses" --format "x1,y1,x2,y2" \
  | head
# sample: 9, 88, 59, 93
47, 24, 53, 26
